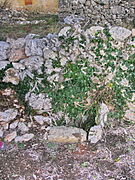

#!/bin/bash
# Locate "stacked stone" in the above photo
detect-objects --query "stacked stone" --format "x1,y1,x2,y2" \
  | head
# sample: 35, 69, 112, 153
59, 0, 135, 27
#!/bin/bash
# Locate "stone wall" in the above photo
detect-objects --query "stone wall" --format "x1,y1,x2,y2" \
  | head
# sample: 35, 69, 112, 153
59, 0, 135, 27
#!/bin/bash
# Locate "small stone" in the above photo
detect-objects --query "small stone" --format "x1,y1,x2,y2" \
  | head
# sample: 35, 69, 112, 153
20, 56, 44, 74
10, 120, 19, 129
18, 122, 29, 132
0, 109, 18, 122
3, 68, 20, 85
4, 131, 17, 142
0, 41, 10, 61
15, 133, 34, 142
85, 26, 104, 37
0, 129, 3, 137
109, 27, 131, 41
25, 38, 45, 57
9, 48, 26, 62
58, 26, 71, 37
48, 126, 86, 143
25, 93, 52, 112
88, 125, 103, 144
0, 61, 10, 70
33, 115, 52, 125
43, 47, 57, 60
12, 62, 25, 70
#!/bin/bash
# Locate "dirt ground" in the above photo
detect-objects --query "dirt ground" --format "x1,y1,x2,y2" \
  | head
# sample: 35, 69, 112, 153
0, 124, 135, 180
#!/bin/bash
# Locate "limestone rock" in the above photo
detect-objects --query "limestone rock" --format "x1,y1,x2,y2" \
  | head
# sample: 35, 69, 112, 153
10, 120, 19, 129
96, 103, 109, 127
85, 26, 104, 37
0, 109, 18, 122
88, 125, 103, 144
43, 47, 57, 60
33, 115, 52, 125
58, 26, 71, 37
0, 61, 10, 70
18, 122, 29, 132
0, 41, 10, 61
20, 56, 44, 74
25, 38, 46, 57
3, 68, 20, 85
48, 126, 87, 143
109, 27, 131, 41
4, 131, 17, 142
0, 129, 3, 137
25, 93, 52, 112
9, 48, 26, 62
15, 133, 34, 142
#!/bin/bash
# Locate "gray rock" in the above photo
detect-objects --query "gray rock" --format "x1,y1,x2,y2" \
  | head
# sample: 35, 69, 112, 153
10, 120, 19, 129
109, 27, 131, 41
34, 115, 52, 125
88, 125, 103, 143
4, 131, 17, 142
25, 38, 46, 56
18, 122, 29, 132
15, 133, 34, 142
43, 47, 57, 60
20, 56, 44, 74
25, 93, 52, 112
0, 41, 10, 61
0, 129, 3, 137
96, 103, 109, 127
48, 126, 87, 143
0, 61, 10, 70
0, 109, 18, 122
7, 37, 25, 49
3, 68, 20, 85
58, 26, 71, 37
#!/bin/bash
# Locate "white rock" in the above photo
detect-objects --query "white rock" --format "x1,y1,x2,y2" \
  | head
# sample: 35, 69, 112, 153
58, 26, 71, 37
0, 61, 10, 70
25, 93, 52, 112
96, 103, 109, 127
43, 47, 57, 60
48, 126, 87, 143
78, 0, 86, 3
15, 133, 34, 142
12, 62, 25, 70
10, 120, 19, 129
0, 109, 18, 122
20, 56, 44, 74
4, 131, 17, 142
7, 38, 25, 49
0, 129, 3, 137
18, 122, 29, 132
3, 123, 9, 130
34, 115, 52, 125
3, 68, 20, 85
0, 41, 10, 61
85, 26, 104, 37
88, 125, 103, 143
109, 27, 131, 41
25, 38, 46, 56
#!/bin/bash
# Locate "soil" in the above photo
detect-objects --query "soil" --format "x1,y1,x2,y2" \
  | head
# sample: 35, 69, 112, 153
0, 124, 135, 180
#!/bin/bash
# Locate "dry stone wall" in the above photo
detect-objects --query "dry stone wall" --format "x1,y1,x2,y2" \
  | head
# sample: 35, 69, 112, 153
59, 0, 135, 27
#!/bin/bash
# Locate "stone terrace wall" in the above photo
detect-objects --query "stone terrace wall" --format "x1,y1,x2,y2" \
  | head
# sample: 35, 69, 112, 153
59, 0, 135, 27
